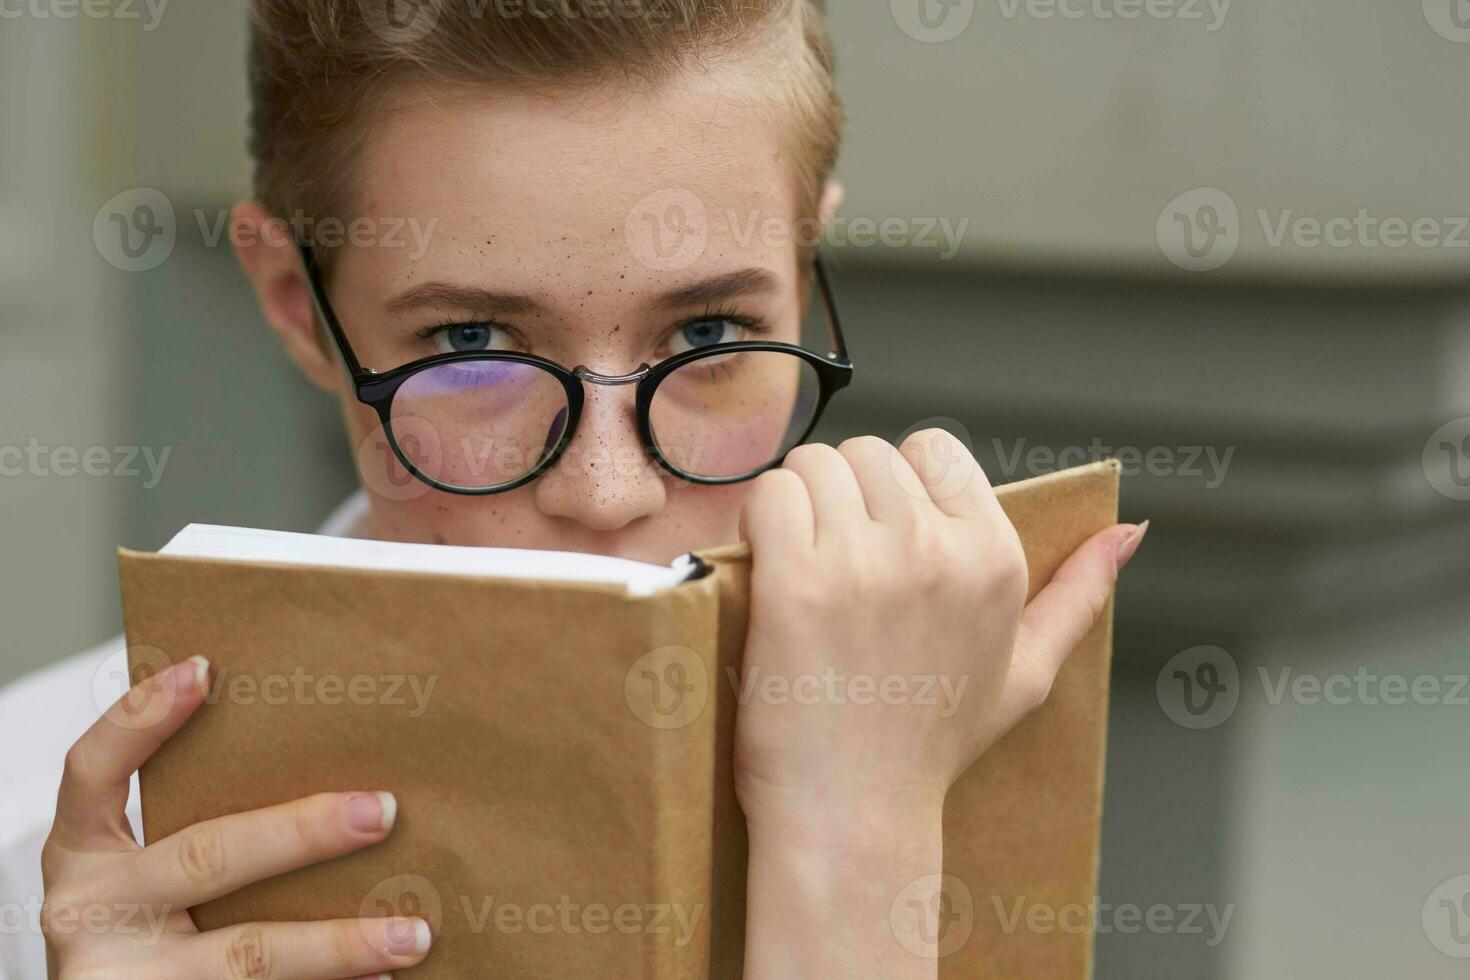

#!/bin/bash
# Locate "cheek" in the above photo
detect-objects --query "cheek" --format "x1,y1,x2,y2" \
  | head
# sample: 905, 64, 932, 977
649, 356, 812, 478
659, 480, 750, 549
342, 398, 522, 540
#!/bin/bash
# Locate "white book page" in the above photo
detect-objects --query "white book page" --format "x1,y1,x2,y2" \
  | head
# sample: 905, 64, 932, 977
159, 524, 700, 597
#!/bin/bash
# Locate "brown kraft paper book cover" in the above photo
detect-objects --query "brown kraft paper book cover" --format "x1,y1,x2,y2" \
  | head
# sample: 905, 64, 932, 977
120, 460, 1119, 978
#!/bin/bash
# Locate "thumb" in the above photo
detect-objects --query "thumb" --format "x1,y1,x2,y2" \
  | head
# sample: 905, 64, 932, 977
1008, 521, 1149, 705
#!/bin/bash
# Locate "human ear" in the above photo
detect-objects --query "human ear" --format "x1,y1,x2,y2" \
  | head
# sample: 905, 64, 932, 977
230, 200, 340, 393
818, 177, 845, 229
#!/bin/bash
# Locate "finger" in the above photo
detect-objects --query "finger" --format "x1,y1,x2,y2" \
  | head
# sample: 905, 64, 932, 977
835, 436, 929, 524
1011, 524, 1146, 693
54, 657, 211, 845
740, 467, 815, 557
176, 916, 432, 980
897, 429, 1001, 521
119, 791, 397, 907
780, 443, 869, 542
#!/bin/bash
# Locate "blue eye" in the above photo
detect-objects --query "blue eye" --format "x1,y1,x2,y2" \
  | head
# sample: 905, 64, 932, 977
428, 322, 512, 355
446, 324, 490, 351
669, 318, 741, 355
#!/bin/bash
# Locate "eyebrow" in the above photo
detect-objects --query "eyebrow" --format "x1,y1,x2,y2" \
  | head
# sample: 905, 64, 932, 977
385, 283, 542, 318
383, 267, 782, 319
653, 267, 782, 309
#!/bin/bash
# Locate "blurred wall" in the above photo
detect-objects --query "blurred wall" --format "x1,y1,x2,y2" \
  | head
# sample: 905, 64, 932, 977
830, 0, 1470, 279
0, 17, 131, 681
2, 4, 1469, 979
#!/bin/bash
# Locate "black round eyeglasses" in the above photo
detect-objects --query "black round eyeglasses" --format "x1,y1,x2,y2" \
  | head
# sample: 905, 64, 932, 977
298, 243, 855, 495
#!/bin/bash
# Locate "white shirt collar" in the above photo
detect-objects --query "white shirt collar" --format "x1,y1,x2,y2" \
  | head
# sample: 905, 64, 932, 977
315, 489, 372, 539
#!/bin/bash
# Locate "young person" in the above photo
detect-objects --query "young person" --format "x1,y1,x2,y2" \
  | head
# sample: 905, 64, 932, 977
19, 2, 1147, 977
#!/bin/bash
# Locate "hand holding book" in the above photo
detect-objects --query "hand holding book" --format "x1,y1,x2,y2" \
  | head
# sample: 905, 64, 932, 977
735, 431, 1146, 979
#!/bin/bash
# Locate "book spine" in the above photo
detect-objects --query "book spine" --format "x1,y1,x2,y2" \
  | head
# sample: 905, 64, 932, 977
634, 574, 724, 979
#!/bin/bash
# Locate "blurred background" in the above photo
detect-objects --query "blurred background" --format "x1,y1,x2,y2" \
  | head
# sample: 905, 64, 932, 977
2, 2, 1469, 976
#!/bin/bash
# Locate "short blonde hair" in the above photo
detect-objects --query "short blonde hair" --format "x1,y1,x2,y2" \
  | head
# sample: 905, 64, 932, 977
248, 0, 843, 241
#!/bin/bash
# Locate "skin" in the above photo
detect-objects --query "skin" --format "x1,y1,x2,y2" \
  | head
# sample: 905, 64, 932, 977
41, 59, 1147, 980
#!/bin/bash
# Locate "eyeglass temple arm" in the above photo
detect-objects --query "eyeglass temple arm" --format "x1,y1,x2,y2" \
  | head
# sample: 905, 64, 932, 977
813, 255, 850, 363
297, 241, 371, 381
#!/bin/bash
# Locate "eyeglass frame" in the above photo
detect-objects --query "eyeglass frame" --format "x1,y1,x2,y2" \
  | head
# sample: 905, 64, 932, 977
297, 242, 855, 495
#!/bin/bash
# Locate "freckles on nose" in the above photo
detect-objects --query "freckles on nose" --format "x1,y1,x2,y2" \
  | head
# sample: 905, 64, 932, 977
531, 389, 668, 532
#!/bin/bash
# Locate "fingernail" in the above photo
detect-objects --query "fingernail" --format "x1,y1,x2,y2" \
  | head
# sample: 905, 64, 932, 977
1115, 520, 1150, 572
176, 656, 209, 696
385, 917, 431, 955
345, 792, 397, 834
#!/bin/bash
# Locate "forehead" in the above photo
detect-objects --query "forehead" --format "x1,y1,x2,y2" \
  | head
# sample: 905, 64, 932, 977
348, 77, 801, 276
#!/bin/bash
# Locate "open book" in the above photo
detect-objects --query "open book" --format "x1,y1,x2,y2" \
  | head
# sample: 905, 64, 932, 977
121, 461, 1119, 979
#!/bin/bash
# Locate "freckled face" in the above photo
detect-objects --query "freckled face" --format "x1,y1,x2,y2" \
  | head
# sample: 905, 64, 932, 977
321, 77, 811, 563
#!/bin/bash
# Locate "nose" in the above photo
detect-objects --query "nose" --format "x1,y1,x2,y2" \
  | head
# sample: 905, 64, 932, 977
532, 378, 667, 532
